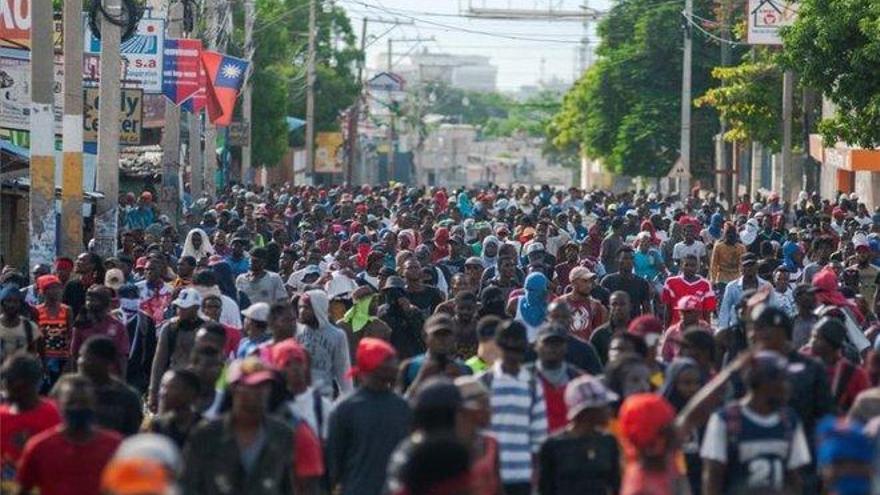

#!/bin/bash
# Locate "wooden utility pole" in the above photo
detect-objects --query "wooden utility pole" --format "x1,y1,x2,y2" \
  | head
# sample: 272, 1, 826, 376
28, 0, 56, 266
160, 0, 183, 225
241, 0, 255, 184
203, 0, 222, 198
305, 0, 317, 183
781, 70, 795, 201
61, 0, 84, 257
94, 0, 123, 257
346, 16, 368, 185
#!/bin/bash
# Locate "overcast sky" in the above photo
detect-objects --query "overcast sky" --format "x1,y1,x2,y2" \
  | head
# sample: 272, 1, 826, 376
341, 0, 609, 93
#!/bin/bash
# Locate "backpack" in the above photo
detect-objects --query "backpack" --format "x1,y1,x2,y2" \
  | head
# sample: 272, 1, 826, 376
722, 403, 796, 470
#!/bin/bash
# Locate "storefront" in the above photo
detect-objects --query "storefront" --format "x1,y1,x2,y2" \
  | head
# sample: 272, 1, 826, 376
809, 135, 880, 209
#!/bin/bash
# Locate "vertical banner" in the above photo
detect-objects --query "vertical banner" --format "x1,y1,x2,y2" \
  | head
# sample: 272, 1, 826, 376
162, 38, 202, 105
315, 132, 344, 173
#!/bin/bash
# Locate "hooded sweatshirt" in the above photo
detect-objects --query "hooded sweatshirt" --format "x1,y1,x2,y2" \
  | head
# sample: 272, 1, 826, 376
295, 289, 353, 398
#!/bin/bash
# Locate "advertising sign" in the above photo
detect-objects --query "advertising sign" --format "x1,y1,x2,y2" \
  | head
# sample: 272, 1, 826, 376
163, 38, 202, 105
84, 14, 164, 93
142, 94, 166, 128
0, 0, 29, 49
746, 0, 799, 45
83, 87, 143, 144
0, 48, 63, 132
315, 132, 344, 174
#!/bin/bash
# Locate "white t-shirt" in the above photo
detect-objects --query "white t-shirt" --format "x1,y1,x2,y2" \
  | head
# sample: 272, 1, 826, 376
672, 240, 707, 262
700, 405, 811, 470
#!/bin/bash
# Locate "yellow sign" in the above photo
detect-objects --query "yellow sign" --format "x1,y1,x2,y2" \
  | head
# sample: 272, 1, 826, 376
83, 87, 143, 145
315, 132, 344, 174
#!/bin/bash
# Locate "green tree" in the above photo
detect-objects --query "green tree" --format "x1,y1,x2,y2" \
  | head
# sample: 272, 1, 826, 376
781, 0, 880, 147
695, 54, 784, 151
548, 0, 721, 179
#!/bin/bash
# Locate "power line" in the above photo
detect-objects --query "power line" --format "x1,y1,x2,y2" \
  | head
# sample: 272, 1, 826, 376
682, 12, 749, 47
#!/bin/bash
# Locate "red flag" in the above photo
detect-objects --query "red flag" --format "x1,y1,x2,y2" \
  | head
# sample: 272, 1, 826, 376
200, 50, 249, 127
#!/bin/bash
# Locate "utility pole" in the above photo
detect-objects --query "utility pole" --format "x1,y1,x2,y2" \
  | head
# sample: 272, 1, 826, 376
94, 0, 122, 257
203, 0, 221, 198
386, 37, 395, 182
305, 0, 317, 184
781, 69, 794, 201
678, 0, 693, 194
160, 0, 183, 225
718, 0, 732, 200
241, 0, 254, 184
61, 0, 84, 257
189, 109, 203, 199
28, 0, 56, 266
345, 16, 368, 185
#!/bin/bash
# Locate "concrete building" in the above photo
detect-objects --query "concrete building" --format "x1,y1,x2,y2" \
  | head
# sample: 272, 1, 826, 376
379, 50, 498, 93
808, 98, 880, 209
418, 124, 477, 187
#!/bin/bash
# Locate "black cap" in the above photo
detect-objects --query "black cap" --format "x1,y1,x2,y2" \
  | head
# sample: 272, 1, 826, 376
536, 323, 567, 343
411, 377, 462, 411
740, 253, 757, 266
752, 305, 793, 338
496, 320, 527, 343
814, 316, 847, 349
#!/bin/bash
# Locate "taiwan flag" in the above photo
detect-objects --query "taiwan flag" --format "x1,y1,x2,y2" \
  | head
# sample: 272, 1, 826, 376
201, 50, 249, 127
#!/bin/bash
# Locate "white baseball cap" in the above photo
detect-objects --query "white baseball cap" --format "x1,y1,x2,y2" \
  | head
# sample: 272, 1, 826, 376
241, 302, 270, 323
172, 288, 202, 309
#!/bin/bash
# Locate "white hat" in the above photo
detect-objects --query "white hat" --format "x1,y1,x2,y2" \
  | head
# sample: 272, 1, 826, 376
241, 302, 270, 323
172, 288, 202, 309
104, 268, 125, 291
525, 241, 546, 255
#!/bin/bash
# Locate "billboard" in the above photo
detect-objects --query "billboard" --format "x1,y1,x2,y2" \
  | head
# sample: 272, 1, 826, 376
0, 0, 29, 49
83, 87, 143, 145
84, 14, 165, 93
0, 48, 63, 133
747, 0, 799, 45
315, 132, 344, 174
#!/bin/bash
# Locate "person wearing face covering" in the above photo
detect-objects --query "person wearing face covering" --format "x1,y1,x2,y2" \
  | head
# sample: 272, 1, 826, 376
377, 276, 426, 360
181, 228, 215, 262
337, 287, 392, 358
513, 272, 550, 343
481, 236, 500, 269
294, 289, 353, 399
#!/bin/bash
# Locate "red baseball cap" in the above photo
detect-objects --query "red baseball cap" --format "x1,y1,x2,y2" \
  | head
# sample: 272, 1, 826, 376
270, 339, 308, 370
227, 357, 276, 387
347, 338, 396, 378
619, 393, 676, 454
627, 315, 663, 337
135, 257, 148, 270
36, 274, 62, 293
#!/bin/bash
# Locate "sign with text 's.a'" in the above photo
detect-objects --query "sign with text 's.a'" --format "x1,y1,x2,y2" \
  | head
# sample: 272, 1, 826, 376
746, 0, 799, 45
83, 87, 143, 145
84, 14, 164, 93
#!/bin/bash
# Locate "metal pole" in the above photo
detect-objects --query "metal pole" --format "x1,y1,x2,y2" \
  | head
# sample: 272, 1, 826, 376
160, 0, 183, 225
189, 109, 203, 199
28, 0, 56, 266
203, 0, 221, 198
241, 0, 254, 184
346, 17, 367, 185
387, 38, 395, 182
781, 69, 794, 202
718, 0, 732, 201
305, 0, 317, 184
678, 0, 693, 194
61, 0, 84, 257
94, 0, 122, 257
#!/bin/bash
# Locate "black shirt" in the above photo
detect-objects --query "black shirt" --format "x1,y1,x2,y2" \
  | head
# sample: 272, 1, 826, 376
590, 323, 626, 366
539, 431, 621, 495
566, 336, 604, 375
600, 273, 651, 318
326, 388, 412, 495
94, 377, 144, 437
406, 286, 445, 317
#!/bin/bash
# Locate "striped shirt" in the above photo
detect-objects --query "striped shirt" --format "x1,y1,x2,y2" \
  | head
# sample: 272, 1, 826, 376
484, 361, 548, 484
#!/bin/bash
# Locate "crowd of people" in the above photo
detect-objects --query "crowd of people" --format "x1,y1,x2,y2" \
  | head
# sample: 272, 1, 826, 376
2, 183, 880, 495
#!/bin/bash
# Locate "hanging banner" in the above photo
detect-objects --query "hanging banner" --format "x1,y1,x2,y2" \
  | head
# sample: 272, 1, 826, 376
162, 38, 202, 105
201, 50, 248, 126
83, 87, 143, 144
83, 14, 164, 93
182, 59, 207, 112
315, 132, 344, 174
746, 0, 799, 45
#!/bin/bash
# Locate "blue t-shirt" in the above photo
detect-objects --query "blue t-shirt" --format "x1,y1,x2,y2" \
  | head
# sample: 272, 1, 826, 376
634, 248, 663, 281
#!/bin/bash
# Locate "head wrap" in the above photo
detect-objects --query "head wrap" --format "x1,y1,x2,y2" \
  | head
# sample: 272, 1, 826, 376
517, 272, 549, 328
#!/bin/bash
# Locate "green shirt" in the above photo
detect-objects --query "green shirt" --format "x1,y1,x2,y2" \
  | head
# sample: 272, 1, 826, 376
465, 356, 488, 374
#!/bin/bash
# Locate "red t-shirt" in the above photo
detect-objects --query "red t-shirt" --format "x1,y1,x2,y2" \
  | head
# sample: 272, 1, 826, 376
0, 399, 61, 489
560, 294, 606, 342
829, 360, 871, 411
293, 421, 324, 478
223, 325, 243, 359
70, 316, 130, 373
17, 426, 122, 495
538, 375, 568, 434
661, 275, 716, 325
